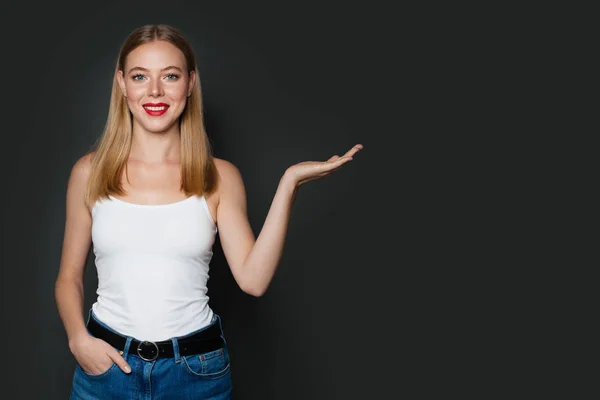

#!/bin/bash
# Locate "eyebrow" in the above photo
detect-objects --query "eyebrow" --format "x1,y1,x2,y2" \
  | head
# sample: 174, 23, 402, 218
127, 66, 183, 74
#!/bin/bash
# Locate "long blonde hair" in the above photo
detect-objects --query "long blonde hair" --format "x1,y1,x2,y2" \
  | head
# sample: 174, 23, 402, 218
84, 24, 217, 208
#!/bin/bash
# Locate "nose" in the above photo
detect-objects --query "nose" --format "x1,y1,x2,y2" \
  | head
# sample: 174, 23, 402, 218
149, 79, 164, 97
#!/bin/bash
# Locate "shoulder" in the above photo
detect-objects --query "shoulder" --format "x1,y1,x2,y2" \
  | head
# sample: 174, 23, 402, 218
68, 152, 94, 189
68, 152, 95, 211
72, 152, 94, 177
212, 157, 246, 200
213, 157, 242, 180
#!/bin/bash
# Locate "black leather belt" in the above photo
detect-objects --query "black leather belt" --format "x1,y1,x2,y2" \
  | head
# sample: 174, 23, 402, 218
86, 315, 225, 361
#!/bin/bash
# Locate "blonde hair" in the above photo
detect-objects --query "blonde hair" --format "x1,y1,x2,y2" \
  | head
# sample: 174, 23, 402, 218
84, 24, 217, 208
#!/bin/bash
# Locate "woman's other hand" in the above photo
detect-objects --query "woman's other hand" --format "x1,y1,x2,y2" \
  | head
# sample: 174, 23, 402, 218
284, 144, 363, 187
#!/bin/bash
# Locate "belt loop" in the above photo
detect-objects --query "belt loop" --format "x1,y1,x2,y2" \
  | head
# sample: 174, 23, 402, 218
122, 337, 133, 360
172, 337, 181, 363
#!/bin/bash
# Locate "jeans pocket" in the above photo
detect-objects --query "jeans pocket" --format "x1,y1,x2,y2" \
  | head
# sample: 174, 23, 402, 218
181, 346, 231, 379
77, 360, 118, 379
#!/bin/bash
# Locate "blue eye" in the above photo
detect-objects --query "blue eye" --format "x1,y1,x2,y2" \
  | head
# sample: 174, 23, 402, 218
130, 73, 179, 81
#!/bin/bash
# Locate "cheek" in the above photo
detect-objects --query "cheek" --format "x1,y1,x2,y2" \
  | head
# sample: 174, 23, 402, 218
126, 85, 146, 100
165, 84, 188, 100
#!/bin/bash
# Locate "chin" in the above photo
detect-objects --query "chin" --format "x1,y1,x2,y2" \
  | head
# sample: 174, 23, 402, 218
147, 124, 176, 134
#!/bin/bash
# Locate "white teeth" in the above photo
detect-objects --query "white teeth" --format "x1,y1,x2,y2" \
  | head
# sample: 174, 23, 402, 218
144, 106, 167, 111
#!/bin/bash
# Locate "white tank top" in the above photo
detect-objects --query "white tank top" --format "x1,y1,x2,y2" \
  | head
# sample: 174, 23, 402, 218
90, 194, 217, 341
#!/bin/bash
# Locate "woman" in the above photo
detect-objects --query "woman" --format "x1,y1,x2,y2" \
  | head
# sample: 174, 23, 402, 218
55, 24, 362, 399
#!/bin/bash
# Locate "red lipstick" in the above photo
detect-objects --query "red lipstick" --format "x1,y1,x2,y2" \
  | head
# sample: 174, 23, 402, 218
142, 102, 170, 116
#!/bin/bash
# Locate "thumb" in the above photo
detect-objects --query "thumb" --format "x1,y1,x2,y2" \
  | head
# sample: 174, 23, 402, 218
108, 348, 132, 374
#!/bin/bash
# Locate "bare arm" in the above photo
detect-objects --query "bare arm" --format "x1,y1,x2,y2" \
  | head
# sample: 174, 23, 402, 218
216, 144, 362, 297
240, 174, 297, 296
54, 154, 133, 374
215, 159, 296, 297
54, 154, 93, 351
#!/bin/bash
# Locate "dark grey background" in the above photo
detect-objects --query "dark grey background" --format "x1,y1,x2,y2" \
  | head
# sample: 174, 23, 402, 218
0, 1, 475, 399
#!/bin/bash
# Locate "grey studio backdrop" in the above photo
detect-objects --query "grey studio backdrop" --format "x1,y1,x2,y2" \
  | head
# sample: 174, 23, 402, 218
1, 2, 412, 400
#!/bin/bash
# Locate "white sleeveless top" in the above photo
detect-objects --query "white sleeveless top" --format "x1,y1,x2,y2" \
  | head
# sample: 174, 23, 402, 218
90, 194, 218, 341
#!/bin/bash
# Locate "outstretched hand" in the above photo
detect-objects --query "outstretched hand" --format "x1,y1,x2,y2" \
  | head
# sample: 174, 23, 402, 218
285, 144, 363, 187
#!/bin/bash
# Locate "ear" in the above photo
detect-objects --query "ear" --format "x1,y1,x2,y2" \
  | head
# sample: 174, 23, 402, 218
187, 70, 196, 97
117, 70, 127, 97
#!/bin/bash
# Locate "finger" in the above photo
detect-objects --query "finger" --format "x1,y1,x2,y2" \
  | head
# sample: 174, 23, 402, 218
334, 155, 353, 165
319, 156, 352, 173
327, 155, 340, 162
342, 144, 363, 158
108, 348, 132, 374
327, 161, 349, 174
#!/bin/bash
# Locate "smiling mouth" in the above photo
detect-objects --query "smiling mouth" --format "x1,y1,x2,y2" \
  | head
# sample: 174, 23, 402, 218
143, 105, 169, 116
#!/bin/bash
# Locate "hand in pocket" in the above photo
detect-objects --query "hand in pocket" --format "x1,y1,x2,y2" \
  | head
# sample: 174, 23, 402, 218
70, 333, 131, 375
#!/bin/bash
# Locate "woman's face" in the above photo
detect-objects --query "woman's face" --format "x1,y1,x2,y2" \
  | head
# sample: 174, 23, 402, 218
117, 40, 195, 134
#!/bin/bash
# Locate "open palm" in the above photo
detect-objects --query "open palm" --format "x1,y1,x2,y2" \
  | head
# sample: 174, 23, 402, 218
286, 144, 363, 187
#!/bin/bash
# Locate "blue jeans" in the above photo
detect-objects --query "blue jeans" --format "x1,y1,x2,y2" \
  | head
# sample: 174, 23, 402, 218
69, 308, 233, 399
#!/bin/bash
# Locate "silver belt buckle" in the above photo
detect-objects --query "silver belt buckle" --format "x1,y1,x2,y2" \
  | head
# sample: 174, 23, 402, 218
137, 340, 159, 361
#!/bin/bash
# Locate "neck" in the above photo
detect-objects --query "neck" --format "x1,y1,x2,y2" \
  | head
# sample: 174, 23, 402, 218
129, 125, 181, 164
